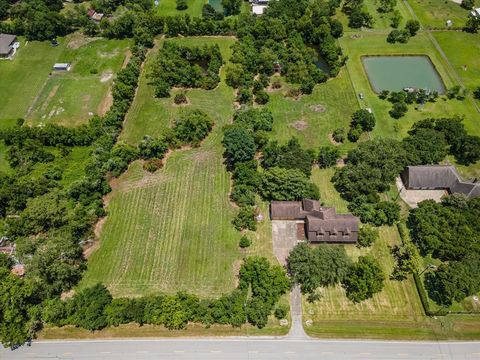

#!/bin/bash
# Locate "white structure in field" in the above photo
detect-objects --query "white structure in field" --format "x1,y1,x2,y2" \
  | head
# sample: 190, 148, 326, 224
53, 63, 72, 71
251, 0, 269, 15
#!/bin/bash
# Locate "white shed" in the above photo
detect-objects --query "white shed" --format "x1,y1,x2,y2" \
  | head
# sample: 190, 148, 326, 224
53, 63, 71, 71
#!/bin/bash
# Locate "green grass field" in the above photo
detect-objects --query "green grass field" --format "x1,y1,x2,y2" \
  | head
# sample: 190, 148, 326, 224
82, 37, 265, 298
0, 36, 129, 126
156, 0, 206, 17
0, 40, 65, 120
27, 37, 130, 126
266, 72, 359, 151
406, 0, 473, 29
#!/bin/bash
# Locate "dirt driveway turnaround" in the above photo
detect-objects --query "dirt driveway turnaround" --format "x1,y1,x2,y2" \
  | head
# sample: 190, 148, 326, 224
272, 220, 300, 266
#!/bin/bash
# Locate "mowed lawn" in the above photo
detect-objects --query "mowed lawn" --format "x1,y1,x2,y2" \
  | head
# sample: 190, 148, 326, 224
27, 37, 130, 126
156, 0, 206, 17
406, 0, 472, 29
82, 37, 254, 297
339, 32, 479, 138
0, 40, 65, 119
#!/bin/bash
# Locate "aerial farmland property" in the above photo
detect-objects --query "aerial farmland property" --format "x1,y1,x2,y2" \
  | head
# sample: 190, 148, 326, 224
0, 0, 480, 349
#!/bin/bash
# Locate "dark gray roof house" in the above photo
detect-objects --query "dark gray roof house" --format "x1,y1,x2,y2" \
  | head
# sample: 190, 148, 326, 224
271, 200, 359, 244
401, 165, 480, 199
0, 34, 16, 58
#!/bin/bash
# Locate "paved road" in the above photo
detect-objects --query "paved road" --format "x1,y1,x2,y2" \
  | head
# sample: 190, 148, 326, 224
2, 339, 480, 359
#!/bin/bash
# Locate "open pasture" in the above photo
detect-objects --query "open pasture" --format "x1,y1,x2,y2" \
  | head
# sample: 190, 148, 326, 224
27, 37, 130, 126
156, 0, 206, 17
82, 37, 262, 298
406, 0, 472, 29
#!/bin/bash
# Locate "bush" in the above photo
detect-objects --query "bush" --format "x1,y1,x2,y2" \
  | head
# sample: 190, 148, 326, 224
332, 128, 345, 143
233, 206, 257, 231
473, 86, 480, 100
239, 236, 251, 248
176, 0, 188, 10
237, 88, 253, 104
405, 19, 420, 36
143, 158, 163, 172
231, 184, 256, 206
274, 306, 288, 320
255, 90, 270, 105
174, 92, 188, 104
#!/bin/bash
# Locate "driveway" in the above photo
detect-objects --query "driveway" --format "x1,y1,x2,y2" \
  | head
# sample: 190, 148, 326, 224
271, 220, 300, 266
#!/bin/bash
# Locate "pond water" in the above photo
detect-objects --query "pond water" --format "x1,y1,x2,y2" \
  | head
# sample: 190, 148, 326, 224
208, 0, 223, 12
362, 55, 446, 94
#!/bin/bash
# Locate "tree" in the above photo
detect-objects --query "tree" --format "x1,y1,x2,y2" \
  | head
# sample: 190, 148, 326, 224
231, 184, 256, 206
318, 146, 340, 168
461, 0, 474, 9
233, 108, 273, 132
402, 128, 448, 165
425, 255, 480, 306
262, 138, 315, 176
378, 0, 396, 13
357, 225, 378, 247
69, 283, 112, 331
233, 206, 257, 231
332, 128, 345, 143
138, 135, 168, 159
390, 10, 402, 28
390, 241, 420, 280
454, 135, 480, 165
405, 19, 420, 36
287, 243, 351, 293
348, 9, 374, 28
389, 101, 408, 118
173, 109, 214, 146
223, 126, 256, 165
239, 236, 251, 248
221, 0, 241, 15
351, 109, 376, 131
473, 86, 480, 100
0, 270, 38, 347
260, 167, 320, 201
342, 256, 384, 302
464, 15, 480, 33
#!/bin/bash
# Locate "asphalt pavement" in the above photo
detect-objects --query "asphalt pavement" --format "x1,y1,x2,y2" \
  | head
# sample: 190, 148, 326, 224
2, 338, 480, 360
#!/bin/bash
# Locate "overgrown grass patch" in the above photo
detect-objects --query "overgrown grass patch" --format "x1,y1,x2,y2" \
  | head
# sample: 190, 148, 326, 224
82, 37, 278, 298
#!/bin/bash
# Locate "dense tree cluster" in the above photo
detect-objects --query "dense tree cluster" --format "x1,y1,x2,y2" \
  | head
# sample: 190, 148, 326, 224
262, 137, 315, 176
39, 257, 289, 332
342, 0, 374, 29
408, 196, 480, 306
149, 42, 223, 97
0, 47, 146, 347
386, 20, 420, 44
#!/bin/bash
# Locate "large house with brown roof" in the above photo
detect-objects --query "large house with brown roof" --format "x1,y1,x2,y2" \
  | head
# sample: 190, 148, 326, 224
270, 199, 359, 243
401, 165, 480, 199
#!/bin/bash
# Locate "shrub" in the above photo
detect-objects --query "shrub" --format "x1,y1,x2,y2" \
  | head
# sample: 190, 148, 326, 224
473, 86, 480, 100
173, 109, 214, 146
233, 206, 257, 231
231, 184, 256, 206
239, 236, 251, 248
237, 88, 253, 104
274, 306, 288, 320
174, 92, 188, 105
143, 158, 163, 173
176, 0, 188, 10
332, 128, 345, 143
255, 90, 270, 105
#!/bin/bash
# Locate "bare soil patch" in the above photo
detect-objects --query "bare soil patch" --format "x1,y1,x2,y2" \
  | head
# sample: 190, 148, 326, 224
328, 133, 342, 146
68, 34, 101, 50
100, 71, 114, 83
290, 120, 308, 131
309, 104, 326, 113
40, 84, 59, 113
97, 89, 113, 116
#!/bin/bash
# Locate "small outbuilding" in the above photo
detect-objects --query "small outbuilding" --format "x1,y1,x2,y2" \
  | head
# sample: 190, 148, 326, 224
0, 34, 19, 59
252, 4, 268, 14
53, 63, 72, 71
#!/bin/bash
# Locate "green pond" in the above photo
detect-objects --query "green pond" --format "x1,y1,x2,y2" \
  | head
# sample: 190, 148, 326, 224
208, 0, 223, 12
362, 56, 446, 94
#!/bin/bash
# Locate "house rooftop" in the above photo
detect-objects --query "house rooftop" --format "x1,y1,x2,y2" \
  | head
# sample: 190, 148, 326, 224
0, 34, 16, 55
